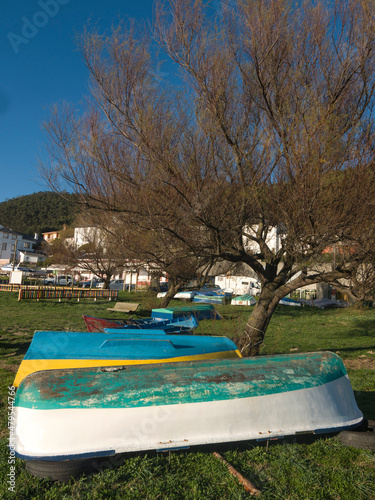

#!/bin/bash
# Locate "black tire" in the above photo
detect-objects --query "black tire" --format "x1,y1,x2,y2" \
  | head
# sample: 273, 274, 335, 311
25, 458, 102, 482
336, 420, 375, 451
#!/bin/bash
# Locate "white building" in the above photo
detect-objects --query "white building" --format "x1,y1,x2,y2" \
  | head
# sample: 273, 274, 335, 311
0, 226, 43, 265
73, 226, 101, 248
243, 225, 283, 254
73, 226, 153, 288
215, 275, 261, 296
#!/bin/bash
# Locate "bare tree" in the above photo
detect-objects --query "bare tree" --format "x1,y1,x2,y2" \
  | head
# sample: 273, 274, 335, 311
330, 232, 375, 304
73, 240, 122, 290
42, 0, 375, 355
101, 212, 215, 307
45, 212, 125, 288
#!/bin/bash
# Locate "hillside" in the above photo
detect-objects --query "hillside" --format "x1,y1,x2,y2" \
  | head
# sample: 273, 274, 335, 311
0, 191, 81, 235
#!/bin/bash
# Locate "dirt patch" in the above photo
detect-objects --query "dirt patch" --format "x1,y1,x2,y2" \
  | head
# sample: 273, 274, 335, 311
344, 358, 375, 370
0, 428, 9, 439
0, 362, 18, 373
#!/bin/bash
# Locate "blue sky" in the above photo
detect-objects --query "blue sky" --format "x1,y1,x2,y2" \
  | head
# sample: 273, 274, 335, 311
0, 0, 154, 203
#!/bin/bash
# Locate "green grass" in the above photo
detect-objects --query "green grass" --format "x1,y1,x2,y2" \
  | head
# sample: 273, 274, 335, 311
0, 292, 374, 499
197, 303, 375, 359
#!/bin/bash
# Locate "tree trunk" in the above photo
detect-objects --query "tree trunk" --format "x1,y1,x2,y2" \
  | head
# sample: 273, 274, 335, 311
150, 276, 159, 291
159, 282, 182, 308
237, 291, 279, 357
102, 277, 111, 289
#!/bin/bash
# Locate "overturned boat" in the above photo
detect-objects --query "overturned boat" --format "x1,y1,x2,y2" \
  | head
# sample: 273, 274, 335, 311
82, 314, 198, 333
14, 351, 363, 470
151, 304, 223, 321
156, 291, 197, 300
13, 330, 240, 387
231, 294, 257, 306
192, 293, 231, 305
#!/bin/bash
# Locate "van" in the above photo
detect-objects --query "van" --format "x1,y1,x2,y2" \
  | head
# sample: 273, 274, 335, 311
214, 275, 261, 296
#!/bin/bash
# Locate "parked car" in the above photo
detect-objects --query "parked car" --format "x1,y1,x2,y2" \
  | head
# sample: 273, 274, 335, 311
98, 279, 135, 290
109, 279, 128, 291
1, 263, 32, 273
44, 275, 78, 287
79, 279, 103, 288
97, 279, 134, 290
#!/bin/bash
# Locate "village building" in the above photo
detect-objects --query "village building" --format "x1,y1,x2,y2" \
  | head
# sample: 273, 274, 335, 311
0, 225, 44, 266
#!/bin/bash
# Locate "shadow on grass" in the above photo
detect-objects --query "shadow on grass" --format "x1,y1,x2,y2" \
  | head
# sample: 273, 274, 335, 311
348, 319, 375, 336
323, 345, 375, 353
274, 305, 375, 323
273, 305, 321, 317
353, 391, 375, 420
0, 339, 31, 357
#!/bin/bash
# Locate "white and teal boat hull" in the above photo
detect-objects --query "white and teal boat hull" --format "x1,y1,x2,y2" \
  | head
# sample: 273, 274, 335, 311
14, 352, 363, 462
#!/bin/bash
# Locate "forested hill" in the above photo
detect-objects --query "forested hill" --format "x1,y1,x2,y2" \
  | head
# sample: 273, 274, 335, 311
0, 191, 81, 235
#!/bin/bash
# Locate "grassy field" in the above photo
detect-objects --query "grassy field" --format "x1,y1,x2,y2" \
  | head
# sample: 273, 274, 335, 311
0, 291, 374, 499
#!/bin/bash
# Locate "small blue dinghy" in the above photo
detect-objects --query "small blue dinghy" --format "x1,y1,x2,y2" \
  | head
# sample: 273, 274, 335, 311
279, 297, 302, 306
152, 304, 223, 321
13, 331, 240, 387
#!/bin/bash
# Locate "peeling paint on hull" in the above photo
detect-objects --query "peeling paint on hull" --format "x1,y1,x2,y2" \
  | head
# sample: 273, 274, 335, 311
14, 352, 363, 461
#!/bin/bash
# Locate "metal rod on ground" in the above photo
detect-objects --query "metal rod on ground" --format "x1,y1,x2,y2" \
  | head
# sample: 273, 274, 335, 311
212, 452, 261, 497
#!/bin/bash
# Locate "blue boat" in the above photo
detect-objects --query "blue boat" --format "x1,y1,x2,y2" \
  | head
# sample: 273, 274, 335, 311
279, 297, 302, 307
198, 287, 226, 296
152, 304, 223, 321
82, 314, 198, 333
13, 330, 240, 387
192, 293, 231, 305
231, 294, 257, 306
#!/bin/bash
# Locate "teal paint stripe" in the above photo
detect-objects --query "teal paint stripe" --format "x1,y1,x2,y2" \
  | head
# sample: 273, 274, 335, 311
151, 305, 221, 320
15, 352, 347, 410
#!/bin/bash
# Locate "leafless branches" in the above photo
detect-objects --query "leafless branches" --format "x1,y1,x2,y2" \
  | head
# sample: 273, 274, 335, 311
41, 0, 375, 353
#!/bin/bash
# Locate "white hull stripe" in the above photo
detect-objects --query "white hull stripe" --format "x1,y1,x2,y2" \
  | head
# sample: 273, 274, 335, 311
14, 376, 363, 460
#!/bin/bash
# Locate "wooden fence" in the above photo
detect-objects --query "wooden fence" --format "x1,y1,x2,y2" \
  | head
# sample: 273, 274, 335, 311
18, 287, 119, 301
0, 284, 23, 292
0, 283, 46, 292
0, 284, 118, 302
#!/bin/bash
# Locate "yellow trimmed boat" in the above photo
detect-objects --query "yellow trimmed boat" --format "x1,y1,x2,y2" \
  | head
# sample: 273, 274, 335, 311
13, 330, 241, 387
